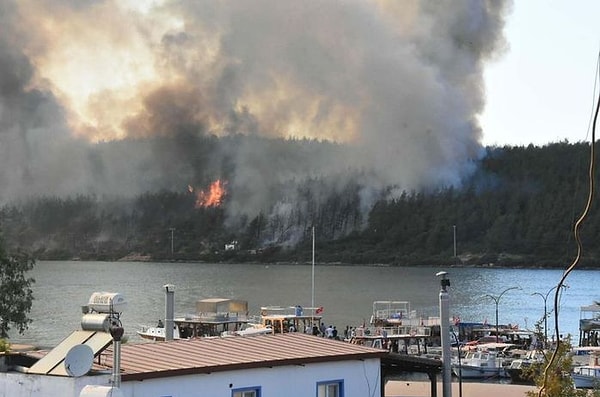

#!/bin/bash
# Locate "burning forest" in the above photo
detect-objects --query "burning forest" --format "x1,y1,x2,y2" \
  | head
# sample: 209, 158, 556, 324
0, 1, 514, 261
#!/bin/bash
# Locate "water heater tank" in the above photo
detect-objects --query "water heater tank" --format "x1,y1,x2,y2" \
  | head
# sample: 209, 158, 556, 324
81, 313, 111, 332
79, 385, 124, 397
87, 292, 127, 314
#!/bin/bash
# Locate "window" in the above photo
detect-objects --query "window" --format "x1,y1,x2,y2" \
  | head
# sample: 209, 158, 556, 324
317, 380, 344, 397
232, 386, 261, 397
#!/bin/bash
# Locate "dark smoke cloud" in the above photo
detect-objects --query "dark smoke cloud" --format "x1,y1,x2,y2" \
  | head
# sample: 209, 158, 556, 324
0, 0, 512, 222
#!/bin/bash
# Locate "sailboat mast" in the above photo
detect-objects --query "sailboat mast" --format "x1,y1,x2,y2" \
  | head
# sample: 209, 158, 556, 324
311, 226, 315, 321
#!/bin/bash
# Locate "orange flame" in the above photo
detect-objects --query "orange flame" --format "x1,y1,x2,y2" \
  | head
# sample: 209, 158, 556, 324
194, 180, 227, 208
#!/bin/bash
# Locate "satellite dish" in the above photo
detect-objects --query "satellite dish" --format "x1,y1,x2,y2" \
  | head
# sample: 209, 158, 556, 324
64, 344, 94, 377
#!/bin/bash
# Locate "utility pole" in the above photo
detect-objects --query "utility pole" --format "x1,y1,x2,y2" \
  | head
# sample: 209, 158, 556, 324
453, 225, 457, 258
168, 228, 175, 256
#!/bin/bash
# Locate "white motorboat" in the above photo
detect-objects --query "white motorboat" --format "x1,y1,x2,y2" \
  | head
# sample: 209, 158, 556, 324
452, 343, 512, 379
137, 323, 180, 341
222, 323, 273, 337
572, 349, 600, 389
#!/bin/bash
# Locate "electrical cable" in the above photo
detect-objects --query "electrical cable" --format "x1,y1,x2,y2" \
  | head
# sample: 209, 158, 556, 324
538, 49, 600, 397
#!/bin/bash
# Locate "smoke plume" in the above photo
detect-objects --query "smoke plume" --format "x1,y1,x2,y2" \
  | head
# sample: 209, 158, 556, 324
0, 0, 511, 222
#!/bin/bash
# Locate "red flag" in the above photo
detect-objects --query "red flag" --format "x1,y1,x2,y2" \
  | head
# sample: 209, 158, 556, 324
315, 306, 324, 315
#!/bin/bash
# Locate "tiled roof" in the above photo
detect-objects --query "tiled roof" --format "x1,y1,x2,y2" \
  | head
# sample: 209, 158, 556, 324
97, 333, 386, 381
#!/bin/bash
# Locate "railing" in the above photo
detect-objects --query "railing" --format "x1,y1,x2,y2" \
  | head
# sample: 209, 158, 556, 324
178, 312, 249, 322
354, 325, 431, 338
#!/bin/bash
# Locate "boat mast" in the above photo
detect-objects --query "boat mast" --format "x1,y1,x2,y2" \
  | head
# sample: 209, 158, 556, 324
311, 226, 315, 324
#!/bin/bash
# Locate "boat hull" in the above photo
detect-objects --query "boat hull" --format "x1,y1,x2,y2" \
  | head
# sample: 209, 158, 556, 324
572, 366, 600, 389
452, 364, 506, 379
573, 374, 600, 389
506, 366, 535, 385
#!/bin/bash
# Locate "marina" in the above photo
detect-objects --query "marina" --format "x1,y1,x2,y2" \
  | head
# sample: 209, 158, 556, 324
8, 261, 600, 388
4, 261, 600, 395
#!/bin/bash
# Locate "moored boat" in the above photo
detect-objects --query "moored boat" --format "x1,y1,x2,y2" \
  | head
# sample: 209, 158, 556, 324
221, 322, 273, 337
138, 298, 252, 341
572, 348, 600, 388
452, 343, 512, 379
259, 305, 323, 334
505, 350, 545, 385
137, 323, 180, 341
348, 300, 438, 354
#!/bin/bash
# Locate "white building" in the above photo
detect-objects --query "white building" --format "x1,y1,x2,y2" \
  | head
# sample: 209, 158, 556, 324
2, 332, 386, 397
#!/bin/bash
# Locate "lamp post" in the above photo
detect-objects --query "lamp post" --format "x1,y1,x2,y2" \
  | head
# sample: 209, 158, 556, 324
531, 285, 567, 347
485, 286, 520, 343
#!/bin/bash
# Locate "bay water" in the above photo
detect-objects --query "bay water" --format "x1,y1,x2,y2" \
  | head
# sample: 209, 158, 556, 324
9, 261, 599, 349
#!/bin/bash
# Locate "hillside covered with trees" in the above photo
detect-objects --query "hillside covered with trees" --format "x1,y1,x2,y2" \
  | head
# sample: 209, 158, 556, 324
0, 140, 598, 268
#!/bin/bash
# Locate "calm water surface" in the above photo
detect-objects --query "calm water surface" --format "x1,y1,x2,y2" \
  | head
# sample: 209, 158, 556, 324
10, 261, 599, 348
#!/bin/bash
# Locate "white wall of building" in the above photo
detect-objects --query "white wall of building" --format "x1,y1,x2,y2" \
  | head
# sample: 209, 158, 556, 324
119, 359, 381, 397
0, 372, 110, 397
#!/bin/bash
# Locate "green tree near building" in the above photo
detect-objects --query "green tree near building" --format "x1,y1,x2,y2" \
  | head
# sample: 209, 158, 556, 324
526, 334, 600, 397
0, 242, 35, 341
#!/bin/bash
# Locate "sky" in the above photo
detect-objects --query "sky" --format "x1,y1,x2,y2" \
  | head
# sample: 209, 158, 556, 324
480, 0, 600, 147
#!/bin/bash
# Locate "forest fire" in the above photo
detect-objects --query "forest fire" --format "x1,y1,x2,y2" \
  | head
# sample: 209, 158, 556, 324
192, 180, 227, 208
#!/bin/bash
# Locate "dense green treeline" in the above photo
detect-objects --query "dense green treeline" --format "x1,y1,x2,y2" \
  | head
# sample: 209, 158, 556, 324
0, 141, 598, 267
315, 142, 596, 267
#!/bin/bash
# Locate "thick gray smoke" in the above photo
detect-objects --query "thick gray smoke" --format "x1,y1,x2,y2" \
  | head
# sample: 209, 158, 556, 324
0, 0, 511, 223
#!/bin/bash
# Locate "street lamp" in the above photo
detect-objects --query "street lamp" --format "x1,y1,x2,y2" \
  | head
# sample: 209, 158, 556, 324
531, 285, 567, 347
484, 286, 520, 343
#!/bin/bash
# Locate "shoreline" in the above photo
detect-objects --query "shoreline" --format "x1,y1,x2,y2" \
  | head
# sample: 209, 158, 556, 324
385, 380, 537, 397
41, 257, 598, 271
